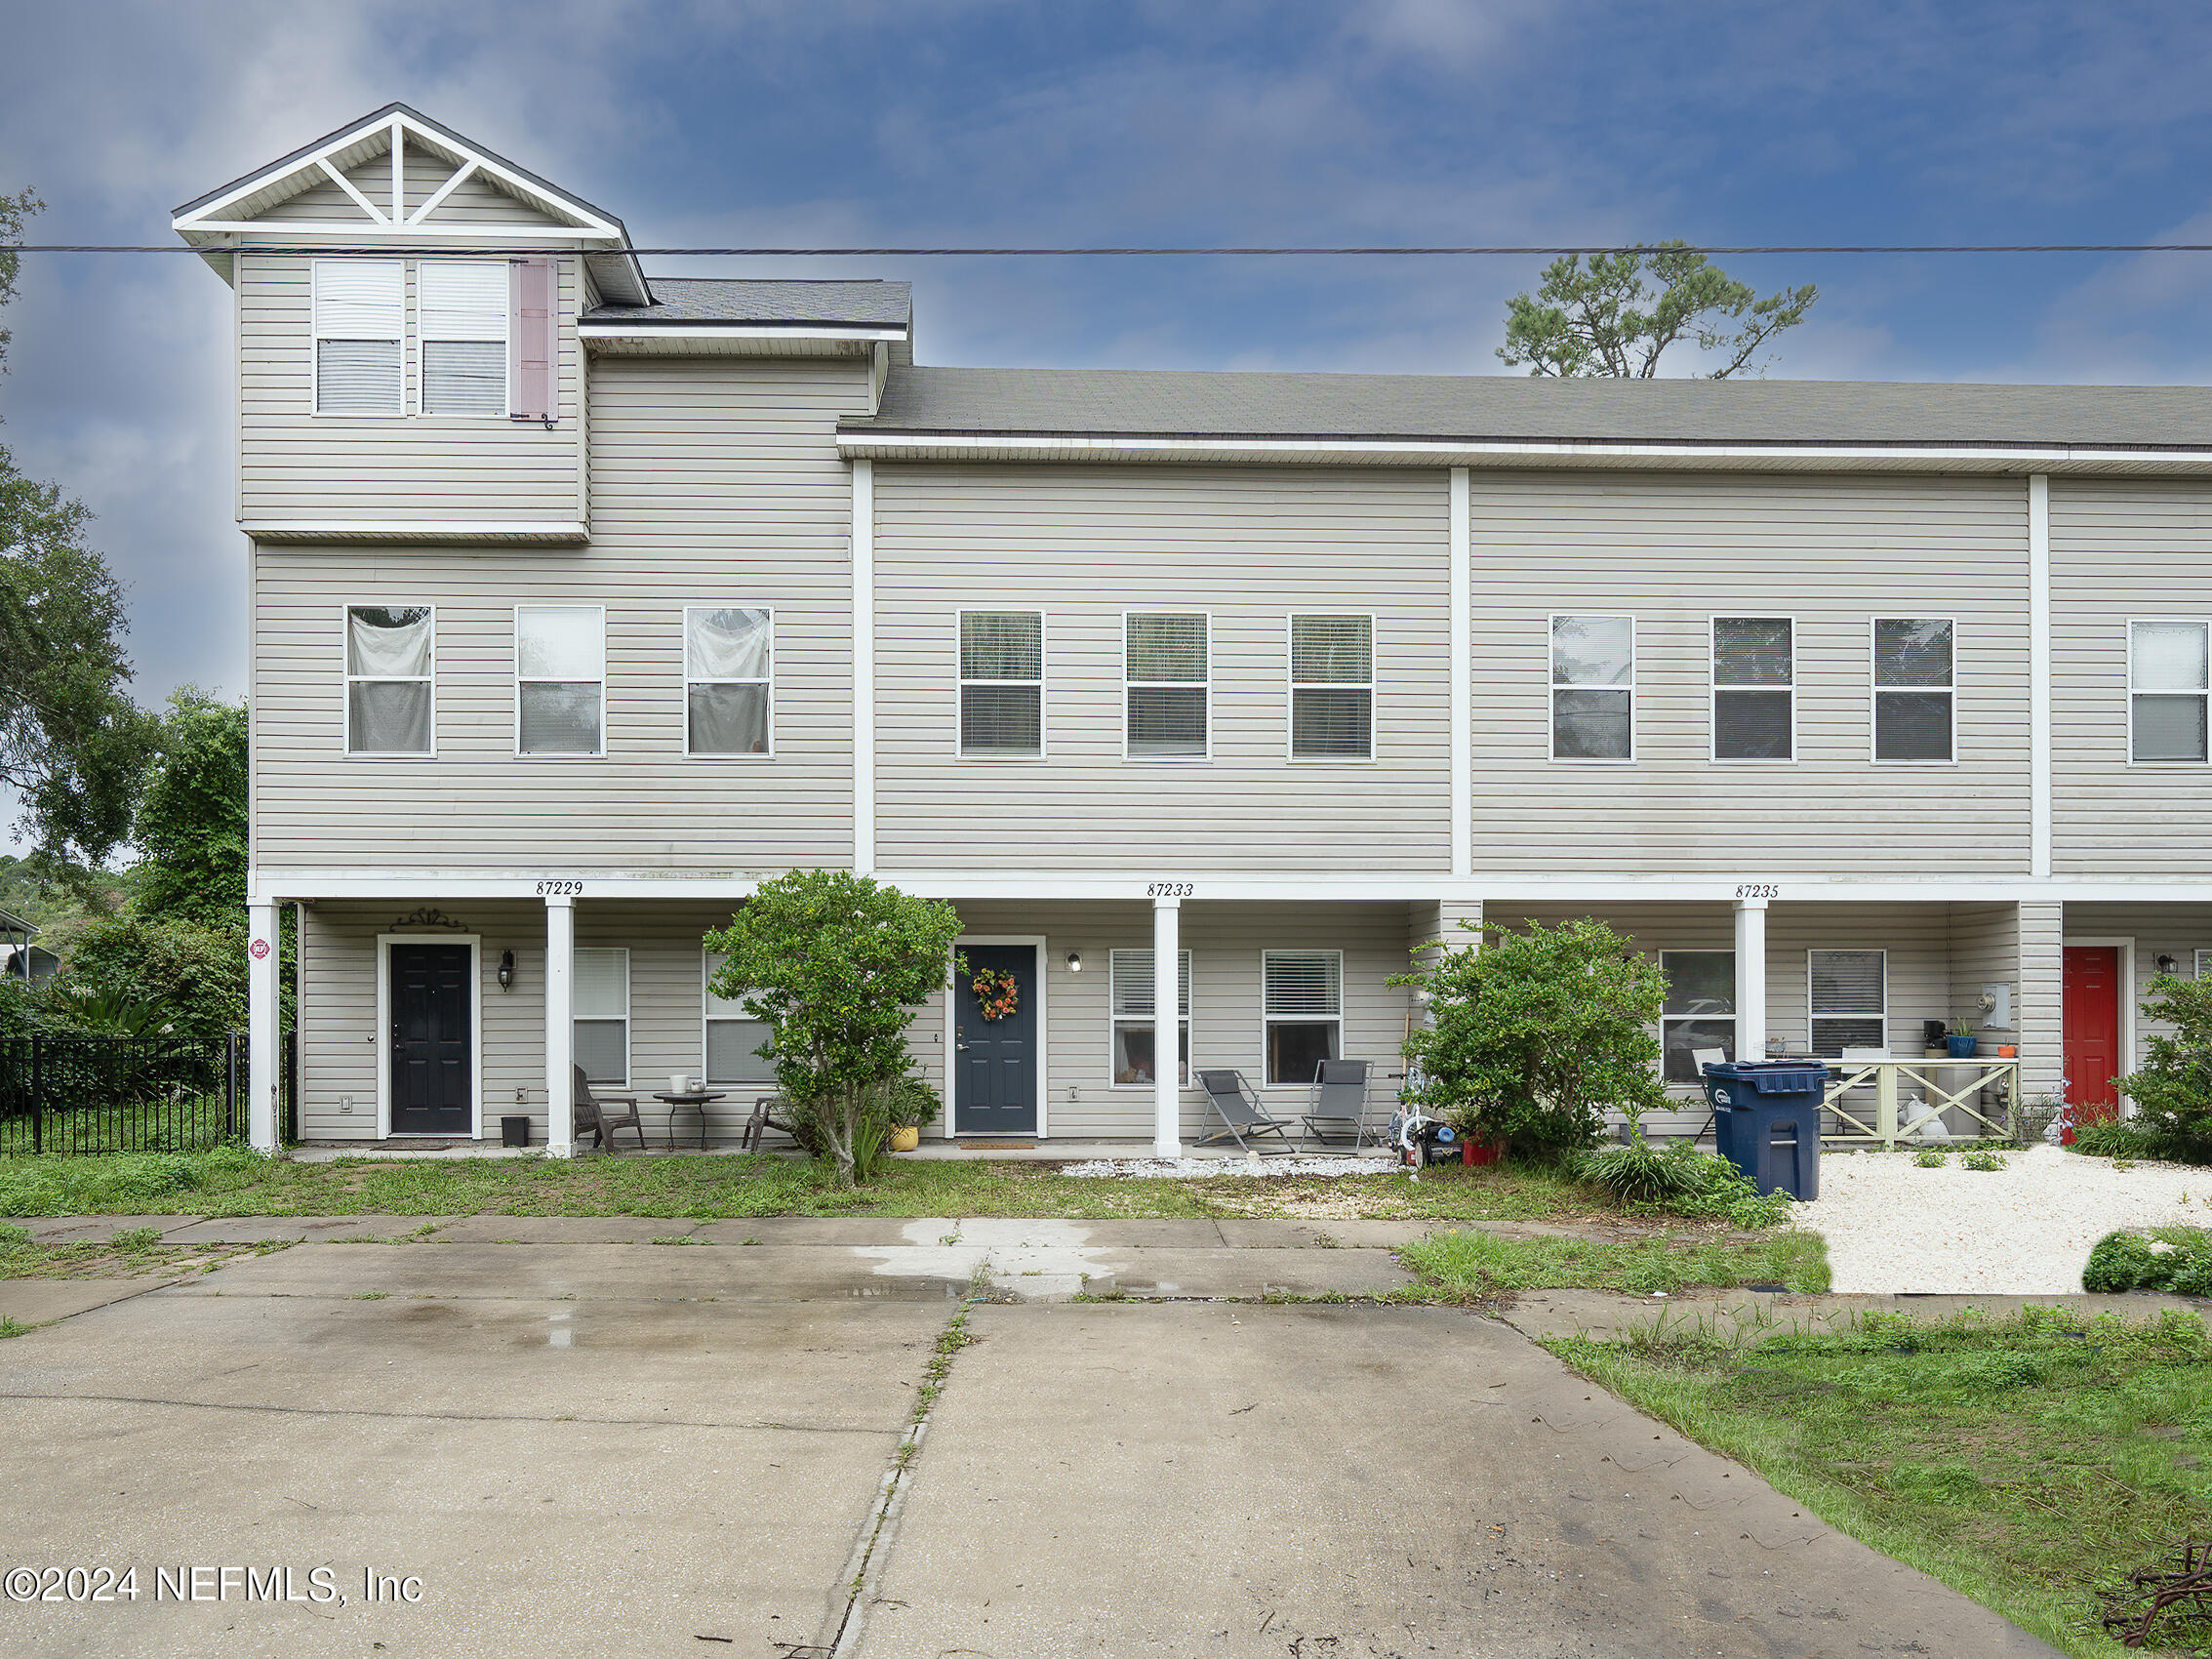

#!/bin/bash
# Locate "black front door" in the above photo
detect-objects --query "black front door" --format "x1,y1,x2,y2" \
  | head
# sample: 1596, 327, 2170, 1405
953, 944, 1038, 1136
390, 943, 473, 1135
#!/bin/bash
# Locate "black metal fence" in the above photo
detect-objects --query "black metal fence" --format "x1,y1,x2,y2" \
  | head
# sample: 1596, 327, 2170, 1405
0, 1033, 254, 1154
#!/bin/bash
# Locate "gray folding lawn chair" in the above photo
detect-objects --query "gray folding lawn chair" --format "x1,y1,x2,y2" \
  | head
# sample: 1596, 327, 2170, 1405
1300, 1058, 1374, 1149
574, 1065, 647, 1153
1194, 1069, 1299, 1155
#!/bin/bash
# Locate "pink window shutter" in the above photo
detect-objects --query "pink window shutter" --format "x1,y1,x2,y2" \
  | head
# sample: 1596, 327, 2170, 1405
509, 259, 556, 422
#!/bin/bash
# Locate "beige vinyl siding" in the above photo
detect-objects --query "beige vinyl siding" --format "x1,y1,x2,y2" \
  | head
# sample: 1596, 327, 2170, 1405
236, 252, 583, 524
873, 466, 1452, 871
252, 356, 866, 871
1468, 472, 2032, 875
2049, 481, 2212, 874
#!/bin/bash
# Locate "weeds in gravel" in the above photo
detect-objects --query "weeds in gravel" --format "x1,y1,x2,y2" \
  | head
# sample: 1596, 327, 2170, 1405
1961, 1151, 2009, 1172
1914, 1148, 1948, 1168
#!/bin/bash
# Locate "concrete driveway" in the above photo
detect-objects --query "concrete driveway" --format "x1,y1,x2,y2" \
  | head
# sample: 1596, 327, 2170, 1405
0, 1218, 2057, 1657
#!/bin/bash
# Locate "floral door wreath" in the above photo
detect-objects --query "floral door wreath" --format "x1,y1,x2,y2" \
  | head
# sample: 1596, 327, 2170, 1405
970, 968, 1021, 1022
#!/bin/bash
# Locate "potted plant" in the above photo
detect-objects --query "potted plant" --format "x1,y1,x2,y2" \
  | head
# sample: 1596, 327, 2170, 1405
885, 1074, 941, 1153
1947, 1022, 1979, 1059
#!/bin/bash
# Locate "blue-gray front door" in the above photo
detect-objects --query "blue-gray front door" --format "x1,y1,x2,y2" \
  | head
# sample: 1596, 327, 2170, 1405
953, 943, 1038, 1136
389, 943, 472, 1135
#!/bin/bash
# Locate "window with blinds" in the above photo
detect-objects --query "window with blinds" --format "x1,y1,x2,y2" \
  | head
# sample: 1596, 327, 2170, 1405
573, 948, 629, 1085
1808, 950, 1886, 1057
1660, 951, 1734, 1081
686, 606, 772, 756
1109, 948, 1191, 1086
704, 951, 777, 1086
1125, 614, 1209, 758
311, 259, 404, 415
344, 605, 433, 754
959, 611, 1043, 756
1872, 618, 1955, 762
1551, 615, 1634, 760
1263, 950, 1342, 1085
1289, 615, 1373, 759
2131, 620, 2210, 763
1712, 618, 1794, 761
515, 605, 604, 755
418, 261, 508, 415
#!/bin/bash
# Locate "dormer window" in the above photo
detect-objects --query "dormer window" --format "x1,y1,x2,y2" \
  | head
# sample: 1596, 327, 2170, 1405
310, 257, 553, 421
418, 262, 508, 415
312, 260, 404, 415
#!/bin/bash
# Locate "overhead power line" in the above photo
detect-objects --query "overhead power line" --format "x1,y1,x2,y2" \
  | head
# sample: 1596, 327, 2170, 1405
12, 242, 2212, 258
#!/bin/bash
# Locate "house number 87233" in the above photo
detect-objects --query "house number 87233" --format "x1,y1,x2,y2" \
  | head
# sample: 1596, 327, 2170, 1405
1146, 882, 1193, 898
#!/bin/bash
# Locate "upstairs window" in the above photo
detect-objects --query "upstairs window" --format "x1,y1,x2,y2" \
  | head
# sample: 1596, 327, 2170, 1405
1660, 951, 1734, 1082
686, 606, 773, 756
1873, 619, 1955, 762
1551, 615, 1634, 760
312, 259, 404, 415
515, 605, 604, 756
417, 261, 508, 415
1289, 615, 1374, 759
1263, 951, 1342, 1085
1125, 614, 1209, 758
572, 948, 629, 1086
704, 951, 777, 1087
1809, 950, 1887, 1057
1109, 948, 1191, 1087
959, 611, 1043, 757
344, 605, 433, 755
1712, 617, 1794, 761
2131, 620, 2209, 763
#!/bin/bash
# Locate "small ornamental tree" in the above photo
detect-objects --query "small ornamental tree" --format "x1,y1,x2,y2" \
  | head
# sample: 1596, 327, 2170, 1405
2121, 971, 2212, 1164
1393, 917, 1668, 1156
704, 870, 963, 1189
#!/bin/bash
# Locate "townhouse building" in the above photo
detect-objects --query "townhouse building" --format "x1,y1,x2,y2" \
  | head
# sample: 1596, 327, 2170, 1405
178, 106, 2212, 1154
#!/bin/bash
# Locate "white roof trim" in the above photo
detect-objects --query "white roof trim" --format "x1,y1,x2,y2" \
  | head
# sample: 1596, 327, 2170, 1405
579, 324, 906, 343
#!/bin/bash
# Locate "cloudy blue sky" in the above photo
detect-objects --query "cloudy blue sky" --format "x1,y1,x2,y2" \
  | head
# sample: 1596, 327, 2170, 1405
6, 0, 2212, 707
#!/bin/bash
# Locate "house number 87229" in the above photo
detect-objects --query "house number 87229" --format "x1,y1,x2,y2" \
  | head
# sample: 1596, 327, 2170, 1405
536, 880, 584, 897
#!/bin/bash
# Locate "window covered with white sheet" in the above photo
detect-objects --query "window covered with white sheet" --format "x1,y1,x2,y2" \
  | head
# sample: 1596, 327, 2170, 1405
1660, 951, 1734, 1082
312, 259, 404, 415
1712, 617, 1794, 761
1125, 614, 1209, 758
1808, 950, 1886, 1057
704, 951, 777, 1086
515, 606, 604, 755
1872, 619, 1954, 762
1551, 615, 1634, 760
417, 261, 508, 415
573, 948, 628, 1086
1110, 948, 1191, 1087
959, 611, 1043, 756
2131, 621, 2209, 763
1289, 615, 1373, 759
344, 606, 433, 754
1263, 951, 1342, 1085
686, 607, 772, 756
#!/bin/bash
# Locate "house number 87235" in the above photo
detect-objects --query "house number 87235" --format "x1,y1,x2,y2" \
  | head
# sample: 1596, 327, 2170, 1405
1735, 883, 1779, 900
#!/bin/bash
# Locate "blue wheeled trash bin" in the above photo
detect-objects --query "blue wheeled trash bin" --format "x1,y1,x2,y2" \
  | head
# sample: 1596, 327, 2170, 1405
1700, 1061, 1829, 1200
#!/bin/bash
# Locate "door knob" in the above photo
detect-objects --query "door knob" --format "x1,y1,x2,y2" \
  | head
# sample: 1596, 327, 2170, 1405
955, 1026, 968, 1052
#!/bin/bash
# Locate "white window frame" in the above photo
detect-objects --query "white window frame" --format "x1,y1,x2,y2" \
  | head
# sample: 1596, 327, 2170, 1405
572, 947, 630, 1088
683, 603, 775, 759
703, 950, 779, 1089
1548, 613, 1636, 764
1286, 612, 1377, 763
1709, 615, 1797, 765
1260, 949, 1344, 1088
1107, 948, 1192, 1089
1807, 948, 1888, 1058
1122, 611, 1212, 762
956, 608, 1046, 760
513, 603, 606, 759
2127, 618, 2211, 766
310, 257, 406, 419
1659, 950, 1735, 1085
2198, 949, 2212, 981
342, 603, 435, 758
1870, 616, 1958, 766
413, 259, 510, 420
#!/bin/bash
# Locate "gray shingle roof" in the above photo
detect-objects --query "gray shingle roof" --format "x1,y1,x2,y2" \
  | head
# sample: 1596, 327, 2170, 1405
586, 278, 911, 328
846, 366, 2212, 449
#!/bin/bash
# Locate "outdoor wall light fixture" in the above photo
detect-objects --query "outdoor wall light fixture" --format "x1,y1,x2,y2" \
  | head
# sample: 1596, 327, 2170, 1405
1065, 951, 1083, 973
498, 950, 515, 991
2158, 953, 2180, 974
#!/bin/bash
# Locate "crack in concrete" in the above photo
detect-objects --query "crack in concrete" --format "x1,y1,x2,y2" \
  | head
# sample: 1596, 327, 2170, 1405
0, 1390, 895, 1436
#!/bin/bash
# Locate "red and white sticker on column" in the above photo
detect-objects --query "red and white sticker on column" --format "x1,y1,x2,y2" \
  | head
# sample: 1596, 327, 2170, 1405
250, 938, 271, 960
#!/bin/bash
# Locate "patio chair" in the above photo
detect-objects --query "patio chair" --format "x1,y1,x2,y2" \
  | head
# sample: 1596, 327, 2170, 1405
573, 1065, 647, 1153
1193, 1069, 1299, 1156
1300, 1058, 1375, 1149
739, 1094, 794, 1153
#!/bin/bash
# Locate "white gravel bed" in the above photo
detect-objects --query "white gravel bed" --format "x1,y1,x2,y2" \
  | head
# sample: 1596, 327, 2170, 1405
1796, 1143, 2212, 1294
1064, 1155, 1394, 1180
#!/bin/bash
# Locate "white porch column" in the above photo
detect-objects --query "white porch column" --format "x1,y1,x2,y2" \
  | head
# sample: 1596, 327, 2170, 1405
1733, 898, 1768, 1063
247, 901, 281, 1153
544, 896, 575, 1157
1152, 896, 1182, 1158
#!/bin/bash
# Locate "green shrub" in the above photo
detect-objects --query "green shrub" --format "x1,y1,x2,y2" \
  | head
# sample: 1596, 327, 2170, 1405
2084, 1232, 2159, 1292
1913, 1148, 1947, 1167
1960, 1151, 2006, 1172
2168, 1254, 2212, 1299
2071, 1119, 2158, 1159
1578, 1137, 1792, 1229
2119, 972, 2212, 1164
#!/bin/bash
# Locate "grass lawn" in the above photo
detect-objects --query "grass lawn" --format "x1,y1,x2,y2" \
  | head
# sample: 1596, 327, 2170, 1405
1396, 1226, 1829, 1299
0, 1145, 1748, 1227
0, 1221, 277, 1290
1552, 1309, 2212, 1658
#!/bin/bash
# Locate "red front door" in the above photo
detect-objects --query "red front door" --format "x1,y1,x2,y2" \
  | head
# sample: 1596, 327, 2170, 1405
2063, 946, 2123, 1126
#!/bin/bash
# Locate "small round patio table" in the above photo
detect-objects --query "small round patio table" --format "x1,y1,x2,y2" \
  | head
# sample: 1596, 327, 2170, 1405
653, 1091, 727, 1151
